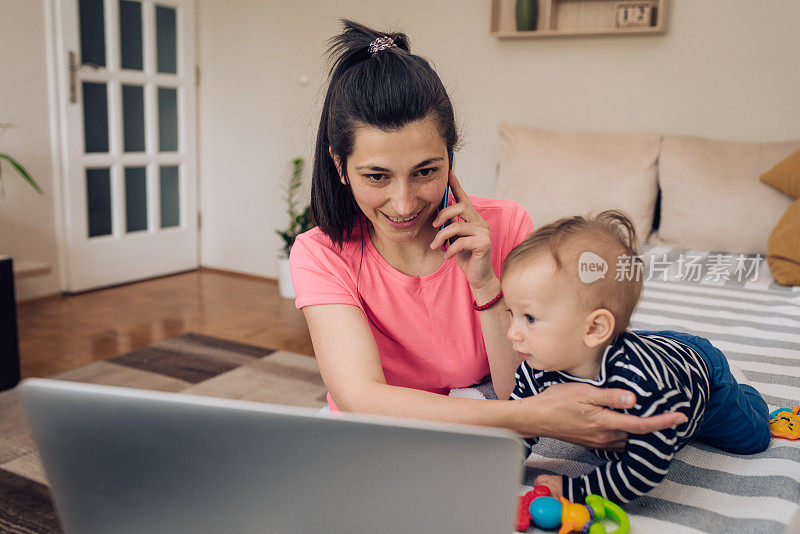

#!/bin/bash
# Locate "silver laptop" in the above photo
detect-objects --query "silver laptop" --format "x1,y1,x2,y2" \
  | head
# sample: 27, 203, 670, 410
20, 378, 523, 534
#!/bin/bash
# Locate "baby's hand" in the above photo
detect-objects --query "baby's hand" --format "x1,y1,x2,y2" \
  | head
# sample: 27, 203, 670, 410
533, 474, 563, 500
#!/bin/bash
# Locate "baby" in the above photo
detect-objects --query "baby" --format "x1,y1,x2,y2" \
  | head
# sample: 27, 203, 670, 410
502, 210, 771, 504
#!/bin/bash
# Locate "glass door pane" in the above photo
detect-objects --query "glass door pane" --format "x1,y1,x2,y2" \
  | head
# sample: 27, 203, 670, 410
122, 84, 145, 152
79, 0, 106, 66
125, 167, 148, 232
120, 0, 143, 70
156, 6, 177, 73
86, 168, 112, 237
82, 82, 109, 153
158, 87, 178, 151
160, 166, 180, 228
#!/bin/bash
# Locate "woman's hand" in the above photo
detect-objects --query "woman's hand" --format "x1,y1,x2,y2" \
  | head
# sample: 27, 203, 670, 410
430, 171, 495, 291
511, 382, 688, 450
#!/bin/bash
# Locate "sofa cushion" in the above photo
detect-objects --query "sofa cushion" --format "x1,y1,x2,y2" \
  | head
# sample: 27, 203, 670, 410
767, 199, 800, 286
759, 148, 800, 285
652, 135, 799, 255
495, 124, 660, 242
760, 147, 800, 199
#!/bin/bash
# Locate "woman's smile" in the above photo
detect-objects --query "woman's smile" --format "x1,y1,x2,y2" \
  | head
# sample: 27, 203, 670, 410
381, 209, 423, 229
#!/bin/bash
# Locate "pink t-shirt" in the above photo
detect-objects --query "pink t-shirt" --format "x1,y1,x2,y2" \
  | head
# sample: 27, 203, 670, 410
290, 196, 534, 411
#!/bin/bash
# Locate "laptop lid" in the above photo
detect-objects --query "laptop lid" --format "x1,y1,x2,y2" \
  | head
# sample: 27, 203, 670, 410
20, 378, 523, 534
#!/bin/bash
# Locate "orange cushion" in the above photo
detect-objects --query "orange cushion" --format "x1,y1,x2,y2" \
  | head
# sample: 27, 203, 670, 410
760, 148, 800, 200
767, 199, 800, 286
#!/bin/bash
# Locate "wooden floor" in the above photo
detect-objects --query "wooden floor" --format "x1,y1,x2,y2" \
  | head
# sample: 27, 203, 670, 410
17, 269, 315, 378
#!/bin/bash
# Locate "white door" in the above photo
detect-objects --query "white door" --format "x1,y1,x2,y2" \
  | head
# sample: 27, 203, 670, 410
55, 0, 197, 292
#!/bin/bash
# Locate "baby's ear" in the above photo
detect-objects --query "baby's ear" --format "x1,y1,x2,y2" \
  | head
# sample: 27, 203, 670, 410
583, 309, 615, 348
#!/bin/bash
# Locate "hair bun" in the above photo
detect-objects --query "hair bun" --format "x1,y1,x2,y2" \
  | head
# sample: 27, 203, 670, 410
386, 32, 410, 52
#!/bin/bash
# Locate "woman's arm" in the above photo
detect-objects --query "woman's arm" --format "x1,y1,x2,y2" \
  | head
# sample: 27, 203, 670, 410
303, 302, 515, 425
302, 303, 686, 449
470, 276, 522, 400
429, 172, 526, 399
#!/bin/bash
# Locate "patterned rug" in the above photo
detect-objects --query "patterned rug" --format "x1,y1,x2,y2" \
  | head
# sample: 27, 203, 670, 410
0, 333, 327, 533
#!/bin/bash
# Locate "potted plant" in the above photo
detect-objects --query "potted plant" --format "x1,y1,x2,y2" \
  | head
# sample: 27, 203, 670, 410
0, 122, 43, 197
275, 157, 313, 299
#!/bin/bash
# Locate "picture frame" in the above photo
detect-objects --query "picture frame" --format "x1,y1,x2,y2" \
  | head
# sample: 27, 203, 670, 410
615, 1, 656, 28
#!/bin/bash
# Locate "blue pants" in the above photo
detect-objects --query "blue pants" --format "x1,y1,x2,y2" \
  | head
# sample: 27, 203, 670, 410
636, 330, 771, 454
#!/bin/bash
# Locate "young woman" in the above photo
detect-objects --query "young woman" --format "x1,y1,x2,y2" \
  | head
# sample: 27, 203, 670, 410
289, 20, 685, 450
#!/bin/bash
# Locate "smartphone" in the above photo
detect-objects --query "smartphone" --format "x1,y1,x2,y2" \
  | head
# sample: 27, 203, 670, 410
438, 187, 450, 233
439, 151, 455, 249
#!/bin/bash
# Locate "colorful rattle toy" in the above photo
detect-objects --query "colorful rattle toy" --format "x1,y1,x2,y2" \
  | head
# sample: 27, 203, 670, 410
770, 406, 800, 440
516, 485, 630, 533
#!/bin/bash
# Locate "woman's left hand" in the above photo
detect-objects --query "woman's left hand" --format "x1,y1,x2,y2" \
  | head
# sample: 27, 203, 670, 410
430, 171, 496, 290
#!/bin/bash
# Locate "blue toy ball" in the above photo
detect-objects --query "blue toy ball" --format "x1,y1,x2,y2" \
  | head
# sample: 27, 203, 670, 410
529, 496, 562, 529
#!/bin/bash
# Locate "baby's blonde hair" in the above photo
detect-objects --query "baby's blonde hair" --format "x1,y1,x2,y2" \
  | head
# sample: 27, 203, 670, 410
502, 210, 644, 338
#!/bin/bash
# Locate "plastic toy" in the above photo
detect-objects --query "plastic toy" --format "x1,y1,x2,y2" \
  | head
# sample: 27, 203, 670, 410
770, 406, 800, 440
584, 495, 630, 534
516, 486, 551, 531
530, 496, 562, 529
516, 485, 630, 533
558, 497, 591, 533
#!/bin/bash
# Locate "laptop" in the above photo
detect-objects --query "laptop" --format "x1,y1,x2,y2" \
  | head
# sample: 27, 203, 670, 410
19, 378, 523, 534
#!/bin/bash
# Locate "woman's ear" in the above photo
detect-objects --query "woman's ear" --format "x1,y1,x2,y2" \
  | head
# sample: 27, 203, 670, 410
328, 147, 347, 185
583, 309, 615, 348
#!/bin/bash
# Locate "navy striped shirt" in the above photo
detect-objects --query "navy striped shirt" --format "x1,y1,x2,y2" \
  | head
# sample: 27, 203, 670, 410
510, 331, 712, 504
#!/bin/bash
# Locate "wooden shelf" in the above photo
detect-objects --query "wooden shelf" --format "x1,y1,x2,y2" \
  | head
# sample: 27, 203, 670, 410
491, 0, 667, 39
14, 260, 52, 279
0, 256, 52, 279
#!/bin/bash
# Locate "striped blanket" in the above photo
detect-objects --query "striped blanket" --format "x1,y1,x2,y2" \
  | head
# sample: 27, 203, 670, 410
453, 247, 800, 533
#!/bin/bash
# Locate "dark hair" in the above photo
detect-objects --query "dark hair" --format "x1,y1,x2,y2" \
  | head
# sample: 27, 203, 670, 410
311, 19, 458, 248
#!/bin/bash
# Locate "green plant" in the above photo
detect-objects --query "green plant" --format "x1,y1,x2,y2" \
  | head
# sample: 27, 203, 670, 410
0, 122, 43, 198
276, 157, 314, 257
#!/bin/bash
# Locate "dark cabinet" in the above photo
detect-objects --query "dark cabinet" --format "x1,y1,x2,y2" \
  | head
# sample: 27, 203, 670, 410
0, 257, 21, 391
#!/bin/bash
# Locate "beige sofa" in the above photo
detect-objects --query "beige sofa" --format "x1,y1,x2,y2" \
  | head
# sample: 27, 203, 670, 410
474, 123, 800, 533
494, 123, 799, 256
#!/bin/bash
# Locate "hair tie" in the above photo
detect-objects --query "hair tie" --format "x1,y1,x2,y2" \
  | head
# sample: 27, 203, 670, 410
368, 36, 397, 55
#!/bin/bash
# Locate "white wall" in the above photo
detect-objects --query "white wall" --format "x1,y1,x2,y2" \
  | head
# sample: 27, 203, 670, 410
197, 0, 800, 278
4, 0, 799, 299
0, 0, 61, 300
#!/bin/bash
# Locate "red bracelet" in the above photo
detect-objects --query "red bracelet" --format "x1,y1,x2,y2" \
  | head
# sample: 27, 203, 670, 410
472, 290, 504, 311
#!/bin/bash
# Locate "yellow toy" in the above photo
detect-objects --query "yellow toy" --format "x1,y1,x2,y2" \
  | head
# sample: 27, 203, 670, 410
770, 406, 800, 440
558, 497, 591, 533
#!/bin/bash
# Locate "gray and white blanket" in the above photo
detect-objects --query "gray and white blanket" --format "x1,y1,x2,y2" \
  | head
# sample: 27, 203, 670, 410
452, 247, 800, 533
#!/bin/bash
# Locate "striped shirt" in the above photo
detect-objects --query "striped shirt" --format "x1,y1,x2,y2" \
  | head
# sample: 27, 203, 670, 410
510, 331, 712, 504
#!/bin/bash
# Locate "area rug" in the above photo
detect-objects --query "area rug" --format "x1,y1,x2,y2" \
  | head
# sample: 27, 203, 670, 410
0, 333, 327, 533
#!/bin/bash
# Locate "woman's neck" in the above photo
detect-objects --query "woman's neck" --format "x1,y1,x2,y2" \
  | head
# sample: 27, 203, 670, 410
367, 220, 445, 278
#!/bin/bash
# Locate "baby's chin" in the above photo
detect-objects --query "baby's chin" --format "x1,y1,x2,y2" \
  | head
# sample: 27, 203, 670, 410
520, 354, 557, 372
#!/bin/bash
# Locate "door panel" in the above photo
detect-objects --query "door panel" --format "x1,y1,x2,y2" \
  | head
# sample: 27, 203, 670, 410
59, 0, 197, 292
